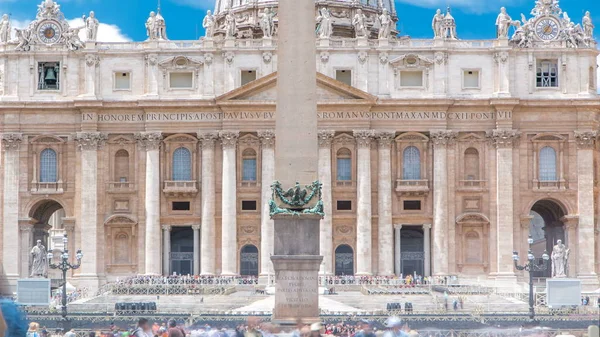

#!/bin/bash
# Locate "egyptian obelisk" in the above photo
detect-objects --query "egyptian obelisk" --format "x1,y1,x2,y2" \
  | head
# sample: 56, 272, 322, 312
271, 0, 322, 325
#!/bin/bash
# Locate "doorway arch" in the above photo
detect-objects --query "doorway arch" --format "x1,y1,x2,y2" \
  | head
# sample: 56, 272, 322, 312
529, 199, 566, 277
240, 245, 259, 276
26, 199, 67, 279
335, 244, 354, 276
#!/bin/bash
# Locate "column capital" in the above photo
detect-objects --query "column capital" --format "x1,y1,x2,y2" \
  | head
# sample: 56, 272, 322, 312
219, 130, 239, 149
423, 224, 432, 230
318, 130, 335, 148
192, 224, 201, 231
198, 131, 218, 149
85, 54, 100, 67
520, 215, 534, 228
162, 225, 172, 232
1, 133, 23, 151
574, 131, 597, 149
430, 130, 457, 147
353, 130, 375, 148
19, 224, 35, 232
560, 215, 579, 229
135, 132, 163, 151
376, 131, 395, 148
258, 130, 275, 148
75, 132, 107, 151
146, 53, 158, 66
393, 224, 403, 230
486, 129, 520, 148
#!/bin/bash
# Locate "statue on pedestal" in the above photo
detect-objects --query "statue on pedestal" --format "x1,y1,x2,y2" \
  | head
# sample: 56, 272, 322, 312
202, 10, 215, 38
259, 7, 276, 38
316, 7, 333, 39
224, 11, 237, 38
432, 9, 444, 38
496, 7, 512, 38
551, 239, 569, 278
352, 9, 368, 38
30, 240, 48, 278
378, 8, 392, 39
84, 11, 99, 41
582, 11, 594, 40
0, 14, 11, 43
146, 11, 157, 40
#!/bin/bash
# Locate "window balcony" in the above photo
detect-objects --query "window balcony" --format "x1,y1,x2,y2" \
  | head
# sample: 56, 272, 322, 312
240, 180, 258, 188
335, 180, 354, 188
163, 180, 198, 197
108, 181, 136, 194
31, 182, 64, 194
457, 180, 487, 191
533, 180, 567, 190
395, 179, 429, 196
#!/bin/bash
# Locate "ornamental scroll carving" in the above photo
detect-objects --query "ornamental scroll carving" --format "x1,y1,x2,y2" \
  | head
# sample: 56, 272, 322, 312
376, 131, 395, 148
574, 131, 597, 149
430, 130, 457, 146
135, 132, 162, 151
219, 130, 239, 149
318, 130, 335, 148
1, 133, 23, 151
198, 132, 218, 150
486, 129, 520, 148
353, 130, 375, 148
75, 132, 107, 151
258, 130, 275, 149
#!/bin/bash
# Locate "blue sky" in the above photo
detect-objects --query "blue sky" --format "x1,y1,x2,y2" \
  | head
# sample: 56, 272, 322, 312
1, 0, 598, 42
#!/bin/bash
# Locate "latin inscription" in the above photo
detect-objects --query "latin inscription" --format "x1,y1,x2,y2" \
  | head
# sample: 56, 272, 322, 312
275, 274, 318, 312
82, 111, 510, 123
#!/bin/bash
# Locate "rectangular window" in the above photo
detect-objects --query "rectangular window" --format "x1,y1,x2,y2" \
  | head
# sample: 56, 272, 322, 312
463, 70, 480, 88
403, 200, 421, 211
114, 72, 131, 90
337, 200, 352, 211
400, 71, 423, 87
172, 201, 191, 211
536, 60, 558, 88
38, 62, 60, 90
336, 158, 352, 181
241, 70, 257, 86
336, 70, 352, 86
242, 158, 257, 181
241, 200, 257, 211
169, 72, 194, 89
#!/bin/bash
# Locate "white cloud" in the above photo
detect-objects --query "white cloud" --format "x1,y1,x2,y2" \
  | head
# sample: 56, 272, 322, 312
67, 18, 131, 42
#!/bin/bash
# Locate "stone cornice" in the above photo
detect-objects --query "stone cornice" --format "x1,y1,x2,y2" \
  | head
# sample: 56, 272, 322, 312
486, 129, 520, 148
134, 132, 163, 151
258, 130, 275, 148
75, 132, 107, 151
1, 133, 23, 151
219, 130, 239, 149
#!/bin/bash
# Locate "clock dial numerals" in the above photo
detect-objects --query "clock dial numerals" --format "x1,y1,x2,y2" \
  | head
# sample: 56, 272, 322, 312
536, 19, 559, 41
37, 21, 62, 44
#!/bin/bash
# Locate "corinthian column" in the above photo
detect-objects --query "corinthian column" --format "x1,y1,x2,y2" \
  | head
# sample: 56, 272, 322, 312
259, 131, 276, 277
574, 131, 598, 282
1, 133, 22, 292
75, 132, 107, 287
354, 130, 375, 275
136, 132, 163, 275
318, 131, 335, 275
430, 130, 456, 276
220, 130, 239, 276
488, 129, 519, 280
162, 225, 172, 275
199, 132, 218, 275
377, 131, 395, 276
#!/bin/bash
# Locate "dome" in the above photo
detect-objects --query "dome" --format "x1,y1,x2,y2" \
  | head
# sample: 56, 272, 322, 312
212, 0, 398, 39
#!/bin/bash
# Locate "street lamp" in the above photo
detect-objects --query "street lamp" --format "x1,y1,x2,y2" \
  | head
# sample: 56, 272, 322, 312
513, 235, 550, 322
47, 234, 83, 331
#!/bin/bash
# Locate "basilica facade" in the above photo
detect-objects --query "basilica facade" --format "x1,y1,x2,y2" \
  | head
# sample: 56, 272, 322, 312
0, 0, 599, 293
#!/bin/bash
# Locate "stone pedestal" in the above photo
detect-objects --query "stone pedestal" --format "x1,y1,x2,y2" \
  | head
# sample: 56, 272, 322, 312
271, 216, 322, 325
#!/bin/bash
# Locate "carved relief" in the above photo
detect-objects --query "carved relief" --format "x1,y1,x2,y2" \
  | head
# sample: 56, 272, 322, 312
353, 130, 375, 148
2, 133, 23, 151
75, 132, 107, 151
486, 129, 520, 148
135, 132, 162, 151
318, 130, 335, 148
430, 130, 457, 146
574, 131, 597, 149
219, 130, 239, 149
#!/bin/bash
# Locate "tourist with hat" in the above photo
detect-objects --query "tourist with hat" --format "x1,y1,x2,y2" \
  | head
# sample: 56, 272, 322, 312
383, 317, 409, 337
309, 323, 323, 337
354, 320, 376, 337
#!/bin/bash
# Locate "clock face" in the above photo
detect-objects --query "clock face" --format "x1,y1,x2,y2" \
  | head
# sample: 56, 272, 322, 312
37, 21, 62, 44
535, 18, 560, 41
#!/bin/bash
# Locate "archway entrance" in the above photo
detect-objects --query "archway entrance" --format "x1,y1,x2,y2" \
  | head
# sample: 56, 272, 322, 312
28, 199, 66, 280
170, 227, 193, 275
240, 245, 259, 276
400, 227, 424, 276
530, 200, 565, 278
334, 244, 354, 276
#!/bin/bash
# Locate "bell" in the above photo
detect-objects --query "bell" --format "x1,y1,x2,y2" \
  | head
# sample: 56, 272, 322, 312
44, 67, 56, 81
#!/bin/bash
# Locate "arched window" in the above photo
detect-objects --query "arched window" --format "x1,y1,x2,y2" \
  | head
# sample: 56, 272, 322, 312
172, 147, 192, 181
402, 146, 421, 180
40, 148, 57, 183
539, 146, 557, 181
114, 149, 130, 182
242, 149, 257, 181
464, 148, 480, 180
336, 148, 352, 181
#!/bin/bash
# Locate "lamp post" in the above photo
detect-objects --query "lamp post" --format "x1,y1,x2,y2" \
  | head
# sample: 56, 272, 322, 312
47, 234, 83, 331
512, 235, 549, 322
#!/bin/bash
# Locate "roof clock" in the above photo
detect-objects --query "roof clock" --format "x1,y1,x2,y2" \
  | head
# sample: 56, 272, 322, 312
37, 20, 62, 44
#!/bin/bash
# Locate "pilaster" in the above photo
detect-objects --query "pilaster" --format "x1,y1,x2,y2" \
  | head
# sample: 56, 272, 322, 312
162, 225, 172, 276
199, 131, 218, 275
353, 130, 374, 275
258, 130, 275, 277
219, 130, 239, 276
317, 130, 335, 275
376, 131, 394, 276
